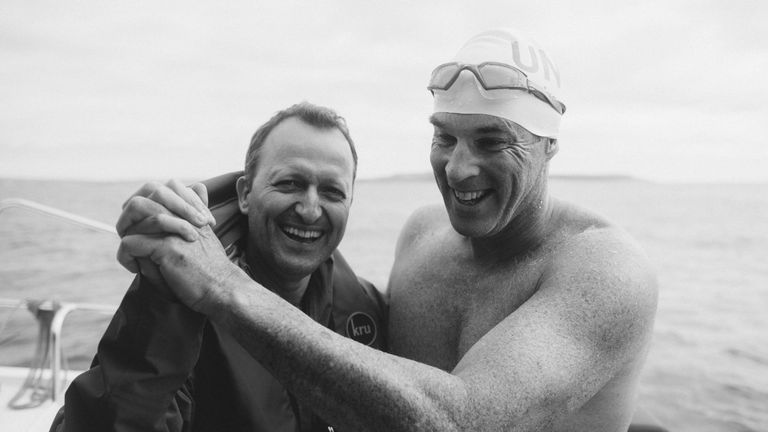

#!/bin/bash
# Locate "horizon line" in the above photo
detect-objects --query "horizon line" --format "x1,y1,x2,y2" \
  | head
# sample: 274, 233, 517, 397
1, 173, 767, 186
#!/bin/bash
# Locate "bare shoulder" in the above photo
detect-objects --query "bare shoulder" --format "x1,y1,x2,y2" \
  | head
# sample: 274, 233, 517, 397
549, 201, 657, 296
542, 201, 659, 356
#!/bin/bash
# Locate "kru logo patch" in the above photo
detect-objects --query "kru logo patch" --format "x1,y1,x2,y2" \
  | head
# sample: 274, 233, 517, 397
345, 312, 377, 346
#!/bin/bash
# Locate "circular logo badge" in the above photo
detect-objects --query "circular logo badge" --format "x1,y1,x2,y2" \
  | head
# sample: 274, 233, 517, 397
345, 312, 377, 346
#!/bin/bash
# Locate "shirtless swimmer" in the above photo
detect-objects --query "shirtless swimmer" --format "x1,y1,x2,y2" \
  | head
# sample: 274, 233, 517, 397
118, 28, 658, 431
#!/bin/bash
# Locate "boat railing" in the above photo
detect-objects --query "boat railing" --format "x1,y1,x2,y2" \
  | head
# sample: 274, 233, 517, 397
0, 299, 116, 404
0, 198, 118, 404
0, 198, 117, 235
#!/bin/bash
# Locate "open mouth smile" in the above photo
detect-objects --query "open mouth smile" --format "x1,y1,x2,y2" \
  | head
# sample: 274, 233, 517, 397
452, 189, 491, 206
281, 225, 324, 243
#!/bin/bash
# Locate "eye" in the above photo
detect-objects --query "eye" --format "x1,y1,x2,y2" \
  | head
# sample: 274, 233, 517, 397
476, 137, 513, 151
432, 133, 456, 148
321, 186, 347, 202
274, 179, 303, 190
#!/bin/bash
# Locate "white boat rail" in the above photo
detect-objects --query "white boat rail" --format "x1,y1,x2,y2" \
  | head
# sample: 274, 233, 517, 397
0, 198, 117, 235
0, 299, 116, 403
0, 198, 118, 403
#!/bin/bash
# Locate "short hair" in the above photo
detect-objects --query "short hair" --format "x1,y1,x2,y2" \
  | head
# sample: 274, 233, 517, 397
243, 102, 358, 189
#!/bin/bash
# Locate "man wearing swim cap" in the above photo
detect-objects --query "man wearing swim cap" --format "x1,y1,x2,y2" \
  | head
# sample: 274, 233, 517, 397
114, 28, 658, 431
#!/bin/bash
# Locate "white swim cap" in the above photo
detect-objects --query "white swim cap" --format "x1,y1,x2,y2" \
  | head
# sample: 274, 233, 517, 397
430, 28, 566, 138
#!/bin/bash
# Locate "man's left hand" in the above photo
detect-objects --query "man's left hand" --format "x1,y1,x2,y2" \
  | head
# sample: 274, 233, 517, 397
118, 224, 244, 313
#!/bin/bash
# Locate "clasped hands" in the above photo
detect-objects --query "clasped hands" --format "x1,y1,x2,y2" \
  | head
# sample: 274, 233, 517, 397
115, 179, 239, 313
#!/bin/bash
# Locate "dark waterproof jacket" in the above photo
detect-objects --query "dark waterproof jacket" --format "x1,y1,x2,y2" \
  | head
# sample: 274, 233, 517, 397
50, 172, 388, 432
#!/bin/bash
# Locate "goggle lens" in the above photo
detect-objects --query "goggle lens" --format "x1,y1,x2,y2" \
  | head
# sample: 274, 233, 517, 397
428, 64, 462, 90
477, 63, 527, 90
428, 62, 565, 115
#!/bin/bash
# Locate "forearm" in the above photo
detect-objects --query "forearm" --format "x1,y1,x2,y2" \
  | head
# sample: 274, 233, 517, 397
204, 273, 469, 432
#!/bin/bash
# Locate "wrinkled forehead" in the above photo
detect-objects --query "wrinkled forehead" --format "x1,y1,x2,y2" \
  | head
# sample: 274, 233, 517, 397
430, 111, 505, 127
429, 112, 532, 137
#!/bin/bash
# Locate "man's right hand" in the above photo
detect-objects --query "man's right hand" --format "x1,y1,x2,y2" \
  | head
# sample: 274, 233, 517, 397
115, 179, 217, 285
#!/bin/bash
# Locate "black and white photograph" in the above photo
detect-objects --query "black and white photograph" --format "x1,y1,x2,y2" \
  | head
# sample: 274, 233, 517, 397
1, 1, 765, 431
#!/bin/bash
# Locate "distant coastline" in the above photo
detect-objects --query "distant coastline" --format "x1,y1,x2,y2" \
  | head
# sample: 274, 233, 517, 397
1, 173, 638, 185
360, 172, 639, 183
12, 173, 767, 185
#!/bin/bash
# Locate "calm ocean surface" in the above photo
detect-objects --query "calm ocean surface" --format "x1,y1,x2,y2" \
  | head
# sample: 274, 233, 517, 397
0, 177, 766, 431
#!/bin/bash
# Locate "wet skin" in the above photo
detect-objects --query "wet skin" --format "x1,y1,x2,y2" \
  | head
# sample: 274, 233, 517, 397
386, 113, 657, 430
429, 112, 551, 243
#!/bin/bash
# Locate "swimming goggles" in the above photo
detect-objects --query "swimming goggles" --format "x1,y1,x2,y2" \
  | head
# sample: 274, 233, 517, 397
427, 62, 566, 115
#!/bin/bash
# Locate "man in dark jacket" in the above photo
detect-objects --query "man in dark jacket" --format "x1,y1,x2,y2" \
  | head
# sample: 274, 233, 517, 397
50, 102, 387, 432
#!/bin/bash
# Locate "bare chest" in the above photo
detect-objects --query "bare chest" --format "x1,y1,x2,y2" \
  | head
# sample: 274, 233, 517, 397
388, 247, 545, 371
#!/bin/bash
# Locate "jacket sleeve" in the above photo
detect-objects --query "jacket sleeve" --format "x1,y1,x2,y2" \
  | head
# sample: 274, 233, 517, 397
50, 274, 206, 432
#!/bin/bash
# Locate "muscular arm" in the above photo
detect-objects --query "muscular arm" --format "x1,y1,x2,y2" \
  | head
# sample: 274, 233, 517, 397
207, 270, 469, 431
449, 228, 658, 430
122, 204, 657, 431
123, 224, 655, 431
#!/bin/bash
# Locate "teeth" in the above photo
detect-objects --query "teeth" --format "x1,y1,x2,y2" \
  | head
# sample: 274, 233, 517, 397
453, 190, 486, 201
284, 226, 322, 240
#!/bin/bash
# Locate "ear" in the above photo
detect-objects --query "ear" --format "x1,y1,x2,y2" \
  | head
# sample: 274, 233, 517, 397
545, 138, 559, 160
235, 176, 251, 214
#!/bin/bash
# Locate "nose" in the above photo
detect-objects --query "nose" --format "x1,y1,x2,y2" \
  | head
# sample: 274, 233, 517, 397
445, 141, 480, 184
295, 187, 322, 223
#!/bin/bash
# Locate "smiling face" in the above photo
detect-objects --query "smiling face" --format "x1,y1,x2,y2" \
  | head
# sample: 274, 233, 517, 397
236, 116, 355, 284
429, 112, 554, 239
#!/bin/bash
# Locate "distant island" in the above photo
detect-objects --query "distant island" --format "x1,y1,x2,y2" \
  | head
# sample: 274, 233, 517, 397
549, 174, 638, 181
361, 173, 639, 182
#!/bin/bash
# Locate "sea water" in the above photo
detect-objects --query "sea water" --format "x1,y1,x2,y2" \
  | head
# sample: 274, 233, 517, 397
0, 177, 766, 431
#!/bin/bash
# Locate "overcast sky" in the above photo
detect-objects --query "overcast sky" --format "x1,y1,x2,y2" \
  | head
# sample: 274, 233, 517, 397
2, 0, 766, 182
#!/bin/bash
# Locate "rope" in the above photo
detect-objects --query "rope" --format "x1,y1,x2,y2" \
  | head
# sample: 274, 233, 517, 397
7, 300, 60, 409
